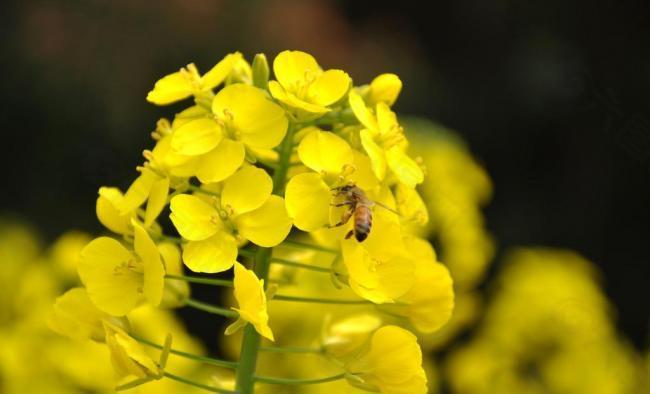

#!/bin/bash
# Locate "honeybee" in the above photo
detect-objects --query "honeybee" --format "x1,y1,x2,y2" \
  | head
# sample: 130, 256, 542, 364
330, 184, 398, 242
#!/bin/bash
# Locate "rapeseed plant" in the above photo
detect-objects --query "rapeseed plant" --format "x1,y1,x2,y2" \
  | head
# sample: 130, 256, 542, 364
48, 50, 454, 393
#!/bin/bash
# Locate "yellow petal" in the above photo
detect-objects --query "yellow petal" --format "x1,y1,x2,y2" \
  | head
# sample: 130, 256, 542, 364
133, 221, 165, 307
348, 150, 380, 191
118, 169, 157, 215
212, 83, 288, 149
201, 52, 240, 90
78, 237, 140, 316
376, 102, 399, 137
285, 173, 331, 231
48, 287, 115, 341
346, 325, 426, 393
144, 177, 169, 228
235, 196, 292, 247
104, 321, 159, 379
394, 183, 429, 225
182, 232, 238, 273
349, 91, 377, 130
360, 129, 387, 180
273, 50, 320, 90
159, 242, 190, 307
146, 71, 193, 105
233, 262, 274, 341
169, 194, 220, 241
308, 69, 351, 106
221, 166, 273, 215
171, 118, 223, 156
269, 81, 330, 115
342, 238, 415, 304
195, 139, 246, 183
386, 146, 424, 187
368, 73, 402, 106
96, 187, 132, 235
297, 130, 353, 174
171, 105, 209, 129
402, 260, 454, 333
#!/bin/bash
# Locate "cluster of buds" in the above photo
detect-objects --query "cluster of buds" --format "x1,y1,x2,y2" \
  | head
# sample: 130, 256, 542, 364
49, 50, 455, 393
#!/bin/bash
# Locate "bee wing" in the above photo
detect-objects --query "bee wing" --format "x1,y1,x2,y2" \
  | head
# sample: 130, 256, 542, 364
372, 200, 401, 216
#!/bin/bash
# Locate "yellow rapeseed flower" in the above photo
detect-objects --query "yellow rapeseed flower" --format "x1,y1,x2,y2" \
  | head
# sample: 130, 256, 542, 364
349, 90, 423, 187
229, 262, 274, 341
269, 50, 351, 119
384, 236, 455, 333
322, 314, 382, 360
345, 325, 427, 393
340, 212, 415, 304
146, 52, 242, 105
96, 187, 135, 235
78, 221, 165, 316
364, 73, 403, 107
170, 166, 292, 273
103, 321, 161, 380
48, 287, 128, 342
170, 83, 288, 183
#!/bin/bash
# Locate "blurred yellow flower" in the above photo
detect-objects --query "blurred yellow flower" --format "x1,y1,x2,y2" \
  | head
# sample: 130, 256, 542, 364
48, 287, 127, 341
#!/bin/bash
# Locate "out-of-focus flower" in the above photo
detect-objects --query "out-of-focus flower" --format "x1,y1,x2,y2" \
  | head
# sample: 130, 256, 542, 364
445, 248, 646, 394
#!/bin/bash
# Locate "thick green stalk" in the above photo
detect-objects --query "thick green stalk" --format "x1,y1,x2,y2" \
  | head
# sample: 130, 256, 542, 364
235, 123, 295, 394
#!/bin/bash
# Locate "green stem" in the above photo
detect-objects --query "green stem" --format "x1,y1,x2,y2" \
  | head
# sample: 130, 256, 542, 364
236, 123, 296, 394
281, 239, 339, 254
166, 274, 233, 287
270, 257, 331, 273
254, 373, 346, 385
133, 335, 238, 369
259, 346, 323, 354
185, 298, 238, 318
272, 295, 372, 305
163, 372, 237, 393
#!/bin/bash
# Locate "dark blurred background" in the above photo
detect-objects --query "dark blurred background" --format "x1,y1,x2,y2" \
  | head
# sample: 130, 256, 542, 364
1, 0, 648, 349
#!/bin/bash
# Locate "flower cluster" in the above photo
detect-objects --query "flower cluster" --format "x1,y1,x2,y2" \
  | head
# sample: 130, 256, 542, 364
445, 248, 646, 394
0, 222, 206, 394
48, 50, 455, 393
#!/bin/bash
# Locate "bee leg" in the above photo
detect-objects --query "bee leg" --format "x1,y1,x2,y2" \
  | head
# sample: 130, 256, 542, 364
345, 230, 355, 239
331, 202, 354, 207
327, 209, 353, 228
328, 220, 349, 228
